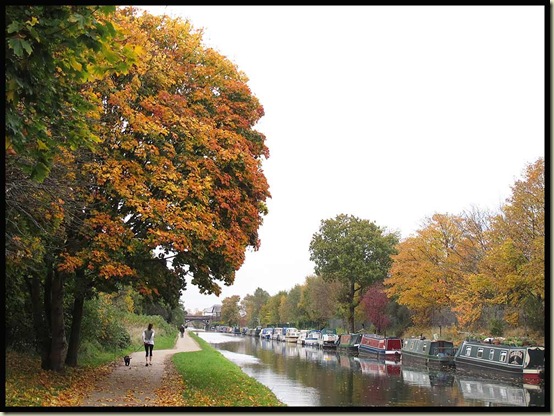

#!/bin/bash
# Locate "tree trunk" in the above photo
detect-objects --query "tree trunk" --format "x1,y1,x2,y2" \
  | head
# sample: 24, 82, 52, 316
48, 269, 68, 372
40, 263, 54, 370
28, 272, 50, 363
348, 280, 355, 333
65, 269, 86, 367
348, 303, 355, 333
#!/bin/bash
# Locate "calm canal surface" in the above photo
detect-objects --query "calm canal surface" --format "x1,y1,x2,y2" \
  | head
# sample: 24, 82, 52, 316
197, 332, 546, 408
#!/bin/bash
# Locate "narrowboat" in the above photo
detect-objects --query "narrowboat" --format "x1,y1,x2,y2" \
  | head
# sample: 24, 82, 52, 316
318, 328, 339, 349
454, 339, 545, 384
337, 333, 362, 354
401, 337, 456, 368
358, 333, 402, 360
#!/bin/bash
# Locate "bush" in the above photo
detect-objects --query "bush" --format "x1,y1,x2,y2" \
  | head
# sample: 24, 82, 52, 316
489, 319, 505, 336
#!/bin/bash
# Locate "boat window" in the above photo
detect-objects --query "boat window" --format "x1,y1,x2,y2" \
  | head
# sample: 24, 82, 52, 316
465, 346, 472, 356
508, 350, 524, 365
477, 348, 484, 358
422, 343, 426, 352
489, 349, 494, 360
500, 351, 507, 362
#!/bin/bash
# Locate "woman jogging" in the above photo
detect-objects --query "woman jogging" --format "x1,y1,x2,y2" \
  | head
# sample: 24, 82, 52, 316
142, 323, 155, 366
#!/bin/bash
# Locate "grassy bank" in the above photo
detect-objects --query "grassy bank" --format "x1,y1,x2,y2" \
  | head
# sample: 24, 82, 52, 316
171, 331, 285, 407
5, 328, 285, 407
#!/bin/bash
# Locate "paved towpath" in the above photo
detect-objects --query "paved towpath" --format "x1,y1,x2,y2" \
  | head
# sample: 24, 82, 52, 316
80, 330, 201, 407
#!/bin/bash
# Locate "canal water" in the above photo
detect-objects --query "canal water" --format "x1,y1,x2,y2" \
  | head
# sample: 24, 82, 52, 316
196, 331, 546, 408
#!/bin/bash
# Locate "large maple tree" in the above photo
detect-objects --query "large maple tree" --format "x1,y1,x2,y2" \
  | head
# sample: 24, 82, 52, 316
80, 7, 270, 294
60, 7, 271, 366
6, 6, 270, 371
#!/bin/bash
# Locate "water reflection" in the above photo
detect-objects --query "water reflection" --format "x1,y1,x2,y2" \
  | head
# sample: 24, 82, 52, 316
356, 356, 402, 377
402, 366, 455, 387
457, 377, 545, 407
197, 332, 545, 408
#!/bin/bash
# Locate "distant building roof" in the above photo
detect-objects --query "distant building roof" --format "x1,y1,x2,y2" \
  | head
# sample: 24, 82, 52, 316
203, 304, 222, 316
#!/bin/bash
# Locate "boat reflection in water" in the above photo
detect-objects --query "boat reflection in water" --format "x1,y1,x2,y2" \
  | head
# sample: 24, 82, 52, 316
355, 356, 401, 377
299, 345, 339, 368
338, 353, 359, 371
457, 377, 544, 407
258, 337, 273, 351
402, 366, 455, 387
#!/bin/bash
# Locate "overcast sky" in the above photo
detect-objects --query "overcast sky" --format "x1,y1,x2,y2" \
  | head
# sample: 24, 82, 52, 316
136, 5, 545, 313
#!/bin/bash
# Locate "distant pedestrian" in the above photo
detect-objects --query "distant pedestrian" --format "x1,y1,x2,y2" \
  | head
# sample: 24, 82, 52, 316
179, 324, 185, 338
142, 323, 155, 366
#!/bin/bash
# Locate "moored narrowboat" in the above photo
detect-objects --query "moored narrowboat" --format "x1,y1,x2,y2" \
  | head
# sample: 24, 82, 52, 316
337, 333, 362, 354
454, 339, 545, 384
401, 337, 456, 368
358, 333, 402, 360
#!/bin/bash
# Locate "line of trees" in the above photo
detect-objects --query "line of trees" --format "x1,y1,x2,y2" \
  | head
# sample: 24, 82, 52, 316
217, 158, 544, 338
6, 6, 270, 371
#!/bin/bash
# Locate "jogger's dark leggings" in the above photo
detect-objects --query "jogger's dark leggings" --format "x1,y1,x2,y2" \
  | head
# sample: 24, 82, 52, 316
144, 343, 153, 357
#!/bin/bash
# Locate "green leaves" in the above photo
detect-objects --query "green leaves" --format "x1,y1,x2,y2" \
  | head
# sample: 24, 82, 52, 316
5, 6, 135, 182
309, 214, 399, 331
7, 37, 33, 57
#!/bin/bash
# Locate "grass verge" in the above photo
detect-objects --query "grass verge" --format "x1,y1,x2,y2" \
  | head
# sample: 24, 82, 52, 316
172, 332, 285, 407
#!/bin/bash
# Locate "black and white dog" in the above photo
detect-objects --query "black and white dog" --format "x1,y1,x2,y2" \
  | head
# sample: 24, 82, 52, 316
124, 355, 131, 366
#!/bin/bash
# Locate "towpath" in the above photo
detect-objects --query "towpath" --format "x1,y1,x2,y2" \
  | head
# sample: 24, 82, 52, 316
80, 330, 201, 407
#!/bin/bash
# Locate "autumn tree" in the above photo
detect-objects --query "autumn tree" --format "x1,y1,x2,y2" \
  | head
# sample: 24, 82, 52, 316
275, 284, 301, 327
241, 288, 270, 328
301, 275, 341, 330
65, 7, 269, 366
479, 158, 545, 331
385, 158, 544, 335
309, 214, 399, 332
385, 213, 479, 327
447, 207, 494, 329
221, 296, 241, 327
6, 7, 270, 371
360, 282, 391, 334
260, 292, 286, 326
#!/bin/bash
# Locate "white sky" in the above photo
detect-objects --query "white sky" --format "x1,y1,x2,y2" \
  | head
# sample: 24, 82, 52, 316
136, 6, 545, 313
